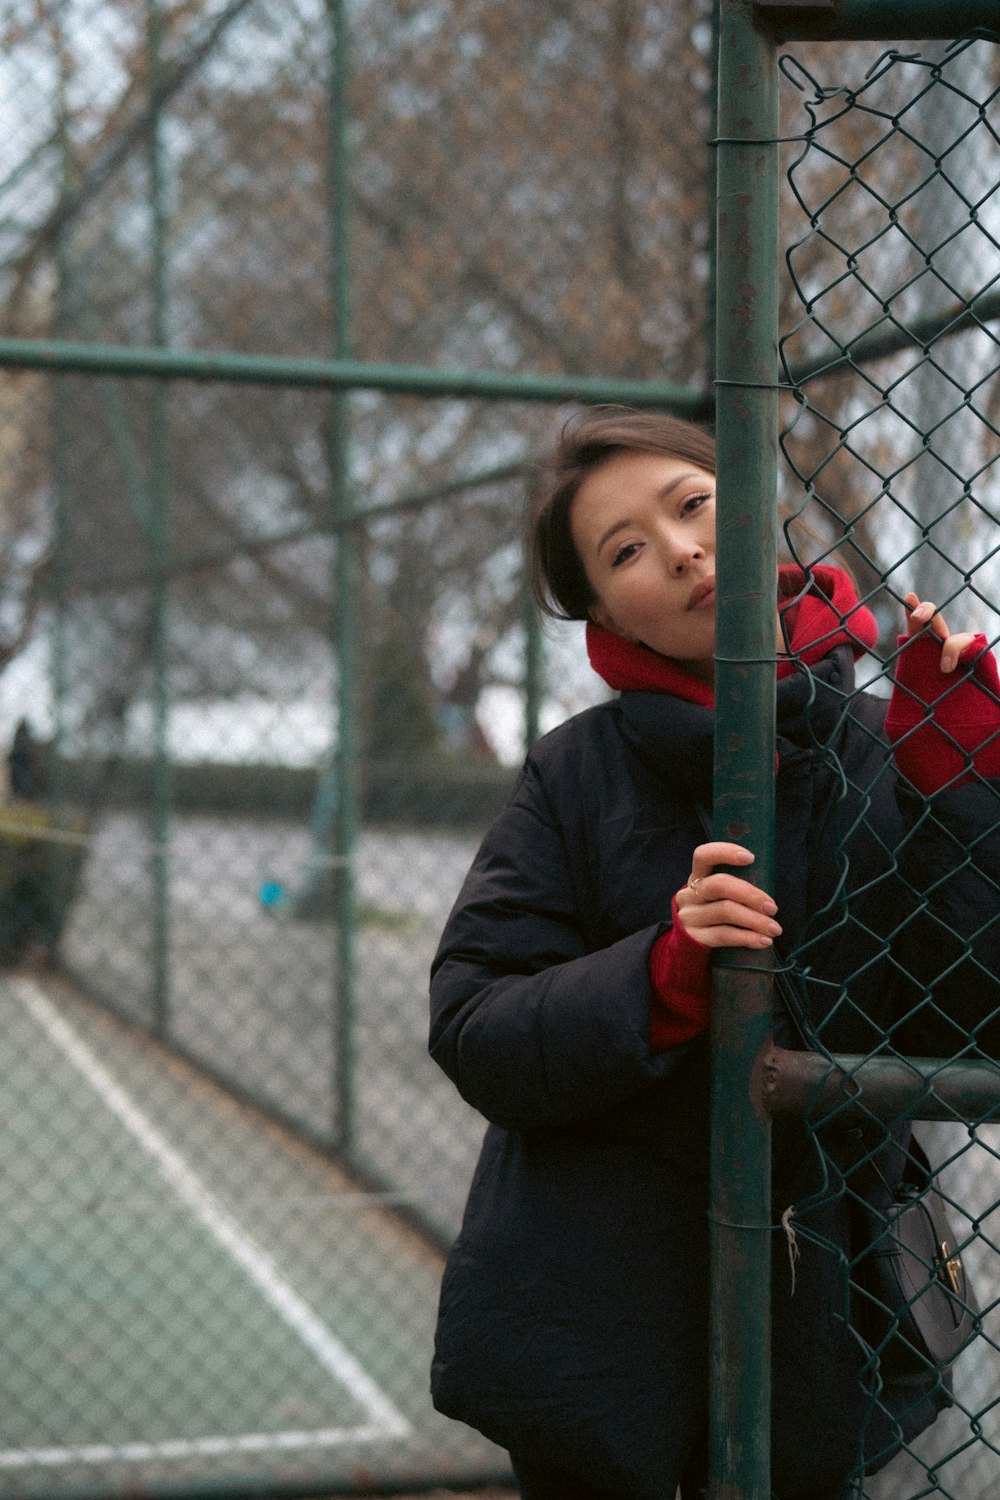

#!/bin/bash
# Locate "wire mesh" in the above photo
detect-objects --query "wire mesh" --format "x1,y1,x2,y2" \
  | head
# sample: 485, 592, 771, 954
774, 30, 1000, 1500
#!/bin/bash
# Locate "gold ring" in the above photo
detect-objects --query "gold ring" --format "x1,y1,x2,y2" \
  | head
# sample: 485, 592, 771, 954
687, 876, 702, 897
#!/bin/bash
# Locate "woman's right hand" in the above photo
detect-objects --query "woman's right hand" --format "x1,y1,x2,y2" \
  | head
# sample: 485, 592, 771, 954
675, 841, 782, 949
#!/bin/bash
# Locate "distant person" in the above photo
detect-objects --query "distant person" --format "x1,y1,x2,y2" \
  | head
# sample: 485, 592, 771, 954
8, 718, 44, 800
427, 407, 1000, 1499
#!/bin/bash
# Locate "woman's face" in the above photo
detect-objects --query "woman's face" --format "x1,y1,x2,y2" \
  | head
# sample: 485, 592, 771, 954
570, 449, 718, 681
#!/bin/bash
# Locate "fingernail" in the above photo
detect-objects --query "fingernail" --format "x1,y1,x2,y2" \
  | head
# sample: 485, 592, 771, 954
763, 900, 777, 915
768, 921, 782, 936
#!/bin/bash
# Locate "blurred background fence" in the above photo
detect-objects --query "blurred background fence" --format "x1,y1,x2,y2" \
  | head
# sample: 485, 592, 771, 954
0, 1, 995, 1497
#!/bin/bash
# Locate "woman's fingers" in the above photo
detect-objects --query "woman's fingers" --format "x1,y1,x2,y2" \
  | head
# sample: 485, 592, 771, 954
939, 632, 978, 675
677, 841, 781, 949
683, 843, 775, 911
680, 895, 783, 948
687, 924, 778, 950
903, 592, 979, 673
904, 593, 949, 642
683, 875, 777, 914
688, 841, 755, 878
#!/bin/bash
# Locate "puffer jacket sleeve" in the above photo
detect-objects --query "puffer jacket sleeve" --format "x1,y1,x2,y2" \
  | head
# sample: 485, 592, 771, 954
881, 635, 1000, 1053
429, 754, 686, 1132
893, 777, 1000, 1056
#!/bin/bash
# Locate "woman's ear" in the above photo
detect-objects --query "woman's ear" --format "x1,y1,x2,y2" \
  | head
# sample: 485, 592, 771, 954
589, 603, 631, 639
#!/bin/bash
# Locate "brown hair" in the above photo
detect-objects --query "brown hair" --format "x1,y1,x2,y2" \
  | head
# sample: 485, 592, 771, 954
526, 405, 717, 620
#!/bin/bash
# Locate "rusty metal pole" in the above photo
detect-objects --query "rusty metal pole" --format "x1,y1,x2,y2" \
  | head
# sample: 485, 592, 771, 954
710, 3, 780, 1496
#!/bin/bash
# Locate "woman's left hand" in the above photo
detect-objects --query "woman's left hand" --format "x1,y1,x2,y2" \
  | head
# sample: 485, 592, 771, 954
675, 841, 781, 950
903, 593, 979, 674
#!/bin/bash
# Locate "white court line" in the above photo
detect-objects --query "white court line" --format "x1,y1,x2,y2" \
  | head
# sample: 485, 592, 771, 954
0, 1426, 389, 1469
8, 977, 410, 1465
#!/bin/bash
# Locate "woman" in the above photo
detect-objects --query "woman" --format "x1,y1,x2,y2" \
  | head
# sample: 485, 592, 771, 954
428, 407, 1000, 1499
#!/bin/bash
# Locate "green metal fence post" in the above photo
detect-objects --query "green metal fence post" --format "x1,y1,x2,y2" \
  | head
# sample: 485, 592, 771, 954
148, 0, 173, 1039
328, 0, 358, 1157
710, 4, 780, 1497
705, 0, 721, 391
50, 0, 71, 838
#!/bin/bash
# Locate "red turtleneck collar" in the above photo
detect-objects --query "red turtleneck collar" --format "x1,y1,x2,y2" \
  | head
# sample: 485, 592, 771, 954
586, 563, 878, 705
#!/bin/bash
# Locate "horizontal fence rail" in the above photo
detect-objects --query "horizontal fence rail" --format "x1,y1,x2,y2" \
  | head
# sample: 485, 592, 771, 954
762, 1047, 1000, 1122
0, 336, 710, 413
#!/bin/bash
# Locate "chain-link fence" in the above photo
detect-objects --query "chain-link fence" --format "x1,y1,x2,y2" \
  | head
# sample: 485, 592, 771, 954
773, 26, 1000, 1500
0, 4, 710, 1495
710, 11, 1000, 1499
0, 1, 997, 1498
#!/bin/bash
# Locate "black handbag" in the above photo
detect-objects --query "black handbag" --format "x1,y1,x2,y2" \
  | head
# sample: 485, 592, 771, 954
848, 1135, 978, 1383
769, 953, 978, 1384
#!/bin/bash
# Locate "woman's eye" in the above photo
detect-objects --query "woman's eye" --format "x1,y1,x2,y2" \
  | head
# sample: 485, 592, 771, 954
611, 541, 640, 567
682, 491, 712, 515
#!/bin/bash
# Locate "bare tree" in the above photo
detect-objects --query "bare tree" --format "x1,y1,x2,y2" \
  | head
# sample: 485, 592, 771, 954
0, 0, 719, 763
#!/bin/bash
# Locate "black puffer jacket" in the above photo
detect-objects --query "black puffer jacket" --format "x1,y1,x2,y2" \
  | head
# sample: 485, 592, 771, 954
429, 643, 1000, 1499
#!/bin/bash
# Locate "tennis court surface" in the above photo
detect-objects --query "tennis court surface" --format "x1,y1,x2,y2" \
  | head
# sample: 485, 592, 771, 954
0, 971, 508, 1498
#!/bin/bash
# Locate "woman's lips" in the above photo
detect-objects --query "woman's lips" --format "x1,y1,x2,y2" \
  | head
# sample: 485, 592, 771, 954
687, 578, 716, 611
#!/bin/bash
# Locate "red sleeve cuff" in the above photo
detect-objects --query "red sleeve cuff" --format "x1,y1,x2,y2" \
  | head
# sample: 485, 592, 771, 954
886, 633, 1000, 794
647, 896, 712, 1052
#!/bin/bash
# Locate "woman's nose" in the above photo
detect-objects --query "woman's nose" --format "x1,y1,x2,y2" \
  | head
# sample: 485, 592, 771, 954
665, 532, 704, 575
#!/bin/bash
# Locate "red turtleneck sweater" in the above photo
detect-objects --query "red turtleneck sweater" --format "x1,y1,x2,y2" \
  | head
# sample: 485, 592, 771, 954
585, 566, 1000, 1052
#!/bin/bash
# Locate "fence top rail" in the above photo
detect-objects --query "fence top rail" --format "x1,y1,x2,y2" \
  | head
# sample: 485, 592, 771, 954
754, 0, 999, 42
